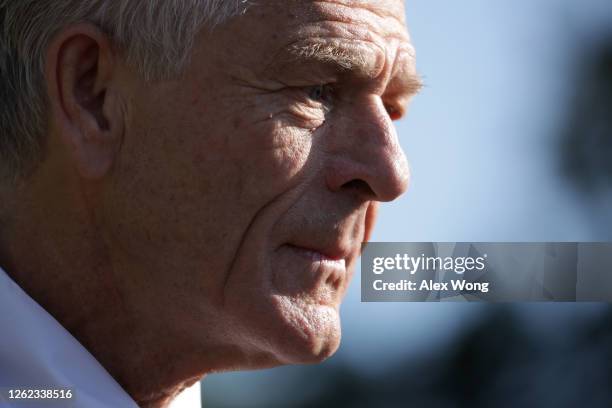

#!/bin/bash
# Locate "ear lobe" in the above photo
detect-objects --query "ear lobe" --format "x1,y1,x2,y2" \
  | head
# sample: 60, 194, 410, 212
46, 24, 123, 180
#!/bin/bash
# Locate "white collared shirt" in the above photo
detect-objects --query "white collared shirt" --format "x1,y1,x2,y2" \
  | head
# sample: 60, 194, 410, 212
0, 267, 201, 408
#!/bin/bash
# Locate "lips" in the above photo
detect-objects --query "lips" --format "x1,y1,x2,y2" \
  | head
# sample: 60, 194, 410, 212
282, 243, 350, 294
285, 244, 346, 267
286, 239, 352, 261
287, 244, 344, 261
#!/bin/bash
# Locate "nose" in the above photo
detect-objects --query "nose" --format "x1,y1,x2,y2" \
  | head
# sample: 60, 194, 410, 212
325, 97, 410, 202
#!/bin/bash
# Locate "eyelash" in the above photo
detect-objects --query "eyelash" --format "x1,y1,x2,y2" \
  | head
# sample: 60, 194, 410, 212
304, 84, 401, 121
306, 84, 335, 105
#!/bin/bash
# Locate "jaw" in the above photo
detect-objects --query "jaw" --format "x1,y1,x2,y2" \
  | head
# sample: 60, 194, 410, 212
269, 295, 342, 364
223, 285, 343, 367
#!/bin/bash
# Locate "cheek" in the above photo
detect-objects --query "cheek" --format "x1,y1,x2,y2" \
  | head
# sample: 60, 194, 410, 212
221, 117, 316, 206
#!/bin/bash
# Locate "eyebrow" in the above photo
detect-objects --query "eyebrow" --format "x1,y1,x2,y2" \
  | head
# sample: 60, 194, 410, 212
284, 41, 423, 97
288, 42, 368, 71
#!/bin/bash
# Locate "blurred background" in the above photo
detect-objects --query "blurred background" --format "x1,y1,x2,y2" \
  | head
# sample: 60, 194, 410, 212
203, 0, 612, 406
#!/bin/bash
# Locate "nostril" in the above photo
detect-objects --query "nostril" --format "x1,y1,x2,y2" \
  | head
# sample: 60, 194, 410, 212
341, 179, 375, 197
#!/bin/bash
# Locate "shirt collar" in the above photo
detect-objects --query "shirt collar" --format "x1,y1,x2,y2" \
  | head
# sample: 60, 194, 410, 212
0, 266, 200, 408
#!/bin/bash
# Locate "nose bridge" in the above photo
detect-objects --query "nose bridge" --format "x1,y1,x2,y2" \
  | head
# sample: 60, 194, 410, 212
326, 96, 410, 202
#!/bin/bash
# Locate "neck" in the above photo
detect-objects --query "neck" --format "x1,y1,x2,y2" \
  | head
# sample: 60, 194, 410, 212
0, 170, 207, 408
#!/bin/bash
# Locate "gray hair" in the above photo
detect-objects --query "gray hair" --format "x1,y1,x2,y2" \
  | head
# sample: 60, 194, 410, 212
0, 0, 246, 182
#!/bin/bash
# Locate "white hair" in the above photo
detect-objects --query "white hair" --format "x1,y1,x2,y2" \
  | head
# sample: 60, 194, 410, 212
0, 0, 247, 182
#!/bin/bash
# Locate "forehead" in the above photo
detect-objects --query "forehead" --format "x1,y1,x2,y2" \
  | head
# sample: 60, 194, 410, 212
264, 0, 407, 19
258, 0, 410, 42
244, 0, 414, 76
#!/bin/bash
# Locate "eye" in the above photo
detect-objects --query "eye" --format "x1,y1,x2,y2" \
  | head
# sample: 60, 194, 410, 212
307, 84, 334, 104
385, 104, 402, 121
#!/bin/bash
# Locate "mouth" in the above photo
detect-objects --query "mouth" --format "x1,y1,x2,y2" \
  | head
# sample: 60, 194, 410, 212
282, 244, 348, 294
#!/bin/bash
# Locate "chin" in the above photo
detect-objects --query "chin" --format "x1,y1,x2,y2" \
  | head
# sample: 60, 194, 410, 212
265, 295, 343, 365
229, 292, 344, 368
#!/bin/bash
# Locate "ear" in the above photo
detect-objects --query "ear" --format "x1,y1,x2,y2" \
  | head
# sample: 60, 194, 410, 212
45, 24, 124, 180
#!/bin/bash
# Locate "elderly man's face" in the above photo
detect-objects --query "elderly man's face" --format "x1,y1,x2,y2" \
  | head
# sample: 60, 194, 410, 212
107, 0, 415, 366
